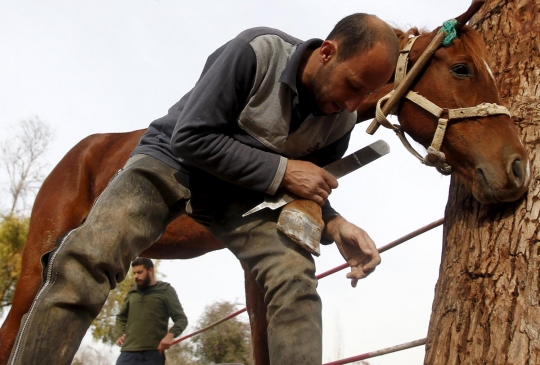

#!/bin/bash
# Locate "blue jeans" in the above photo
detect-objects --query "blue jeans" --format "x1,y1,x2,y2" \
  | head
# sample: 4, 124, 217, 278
116, 351, 165, 365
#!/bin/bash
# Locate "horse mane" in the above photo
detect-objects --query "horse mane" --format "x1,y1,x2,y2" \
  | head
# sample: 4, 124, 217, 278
393, 27, 426, 47
393, 26, 491, 79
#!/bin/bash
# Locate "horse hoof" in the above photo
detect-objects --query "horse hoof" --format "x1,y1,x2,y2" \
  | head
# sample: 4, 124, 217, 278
277, 201, 323, 256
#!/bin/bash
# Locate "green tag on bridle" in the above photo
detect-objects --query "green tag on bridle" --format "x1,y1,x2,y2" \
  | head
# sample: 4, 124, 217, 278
441, 19, 458, 46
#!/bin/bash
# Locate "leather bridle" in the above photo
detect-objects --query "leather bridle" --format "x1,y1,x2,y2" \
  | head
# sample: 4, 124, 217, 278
368, 21, 511, 175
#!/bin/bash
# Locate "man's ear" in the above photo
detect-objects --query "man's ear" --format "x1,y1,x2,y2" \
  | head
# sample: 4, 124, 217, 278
319, 40, 338, 64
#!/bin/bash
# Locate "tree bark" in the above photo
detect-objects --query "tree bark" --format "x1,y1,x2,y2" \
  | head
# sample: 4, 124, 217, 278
425, 1, 540, 364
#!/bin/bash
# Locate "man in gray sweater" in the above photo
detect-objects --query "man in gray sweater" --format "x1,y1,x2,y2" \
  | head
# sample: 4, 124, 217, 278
9, 13, 398, 365
114, 258, 188, 365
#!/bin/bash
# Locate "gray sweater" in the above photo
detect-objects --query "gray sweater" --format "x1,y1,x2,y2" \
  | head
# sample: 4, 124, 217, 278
132, 27, 357, 223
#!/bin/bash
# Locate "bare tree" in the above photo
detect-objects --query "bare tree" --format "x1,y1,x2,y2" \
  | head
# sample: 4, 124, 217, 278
190, 300, 253, 365
71, 344, 115, 365
0, 117, 54, 312
425, 1, 540, 363
0, 117, 54, 215
164, 340, 199, 365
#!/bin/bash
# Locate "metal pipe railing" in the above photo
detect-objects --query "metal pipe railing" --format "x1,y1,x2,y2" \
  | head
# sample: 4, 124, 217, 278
172, 308, 247, 345
324, 338, 427, 365
172, 217, 444, 352
316, 218, 444, 280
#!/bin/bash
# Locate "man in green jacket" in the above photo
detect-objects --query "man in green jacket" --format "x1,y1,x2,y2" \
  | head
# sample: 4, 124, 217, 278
114, 258, 188, 365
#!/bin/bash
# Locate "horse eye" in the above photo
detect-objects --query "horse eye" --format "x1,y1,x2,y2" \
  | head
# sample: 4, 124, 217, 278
451, 64, 472, 78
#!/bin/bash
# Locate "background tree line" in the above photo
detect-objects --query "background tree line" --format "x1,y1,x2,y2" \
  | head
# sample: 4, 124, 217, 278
0, 117, 53, 315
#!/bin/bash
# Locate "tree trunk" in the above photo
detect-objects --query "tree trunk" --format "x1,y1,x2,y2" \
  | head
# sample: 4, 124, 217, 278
425, 1, 540, 364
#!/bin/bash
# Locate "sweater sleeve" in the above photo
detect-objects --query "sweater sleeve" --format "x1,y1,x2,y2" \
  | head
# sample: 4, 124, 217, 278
170, 38, 287, 195
166, 286, 188, 338
114, 293, 130, 339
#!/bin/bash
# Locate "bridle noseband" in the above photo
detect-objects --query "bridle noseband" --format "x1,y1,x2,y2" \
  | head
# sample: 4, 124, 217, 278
368, 20, 511, 175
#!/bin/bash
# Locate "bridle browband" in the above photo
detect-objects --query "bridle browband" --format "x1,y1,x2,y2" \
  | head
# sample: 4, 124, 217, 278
367, 20, 511, 175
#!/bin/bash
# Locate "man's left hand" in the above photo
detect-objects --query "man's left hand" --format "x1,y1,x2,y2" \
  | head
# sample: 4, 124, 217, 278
323, 215, 381, 287
157, 333, 175, 354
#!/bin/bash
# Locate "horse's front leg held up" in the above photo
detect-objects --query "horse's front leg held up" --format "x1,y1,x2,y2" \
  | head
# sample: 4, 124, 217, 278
277, 199, 323, 256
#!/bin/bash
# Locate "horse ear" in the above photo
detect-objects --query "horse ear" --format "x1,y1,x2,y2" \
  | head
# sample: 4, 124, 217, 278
455, 0, 485, 31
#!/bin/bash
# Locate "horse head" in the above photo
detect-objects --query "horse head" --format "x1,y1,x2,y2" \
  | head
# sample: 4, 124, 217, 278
366, 1, 530, 203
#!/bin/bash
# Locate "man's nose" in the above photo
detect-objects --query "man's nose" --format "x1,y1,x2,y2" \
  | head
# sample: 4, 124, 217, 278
344, 95, 364, 113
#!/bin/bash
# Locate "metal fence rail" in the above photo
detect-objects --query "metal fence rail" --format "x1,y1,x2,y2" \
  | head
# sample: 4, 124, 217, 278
316, 218, 444, 280
324, 338, 427, 365
171, 218, 444, 362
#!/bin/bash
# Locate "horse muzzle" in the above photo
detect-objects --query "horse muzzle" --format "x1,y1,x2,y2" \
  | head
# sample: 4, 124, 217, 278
473, 154, 531, 203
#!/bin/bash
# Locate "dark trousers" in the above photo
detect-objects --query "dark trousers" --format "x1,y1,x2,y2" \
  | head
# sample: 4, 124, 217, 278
116, 351, 165, 365
8, 155, 322, 365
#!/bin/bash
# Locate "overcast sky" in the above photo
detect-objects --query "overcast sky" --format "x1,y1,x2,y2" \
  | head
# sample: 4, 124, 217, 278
1, 1, 474, 364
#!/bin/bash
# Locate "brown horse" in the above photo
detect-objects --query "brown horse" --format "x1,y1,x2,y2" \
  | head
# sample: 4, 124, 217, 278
0, 4, 530, 365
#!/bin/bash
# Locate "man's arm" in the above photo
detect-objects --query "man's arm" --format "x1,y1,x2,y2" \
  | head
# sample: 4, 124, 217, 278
114, 293, 130, 346
282, 129, 352, 209
302, 123, 379, 277
171, 33, 358, 205
322, 215, 381, 287
158, 285, 188, 354
291, 129, 352, 245
164, 286, 188, 336
170, 38, 287, 195
170, 36, 342, 201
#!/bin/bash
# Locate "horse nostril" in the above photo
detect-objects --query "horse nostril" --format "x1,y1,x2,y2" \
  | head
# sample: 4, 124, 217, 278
511, 158, 524, 184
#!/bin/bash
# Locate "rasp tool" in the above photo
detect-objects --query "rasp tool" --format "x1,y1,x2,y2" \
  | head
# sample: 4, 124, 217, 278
242, 139, 390, 217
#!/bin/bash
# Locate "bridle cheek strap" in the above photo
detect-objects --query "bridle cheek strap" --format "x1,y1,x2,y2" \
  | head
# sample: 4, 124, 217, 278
375, 89, 511, 176
374, 90, 452, 175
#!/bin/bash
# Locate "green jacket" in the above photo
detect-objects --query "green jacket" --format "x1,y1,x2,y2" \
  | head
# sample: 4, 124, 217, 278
114, 281, 188, 352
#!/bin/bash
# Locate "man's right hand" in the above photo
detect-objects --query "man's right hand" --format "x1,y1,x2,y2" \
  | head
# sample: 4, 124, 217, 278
280, 160, 338, 206
115, 334, 126, 347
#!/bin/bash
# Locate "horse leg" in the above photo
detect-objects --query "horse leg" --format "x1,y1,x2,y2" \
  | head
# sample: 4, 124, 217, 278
277, 200, 324, 256
243, 262, 269, 365
0, 218, 83, 365
0, 246, 46, 364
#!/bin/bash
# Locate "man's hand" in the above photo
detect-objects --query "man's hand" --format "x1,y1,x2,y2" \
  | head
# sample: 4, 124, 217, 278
281, 160, 338, 206
323, 215, 381, 287
157, 333, 175, 354
115, 334, 126, 347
